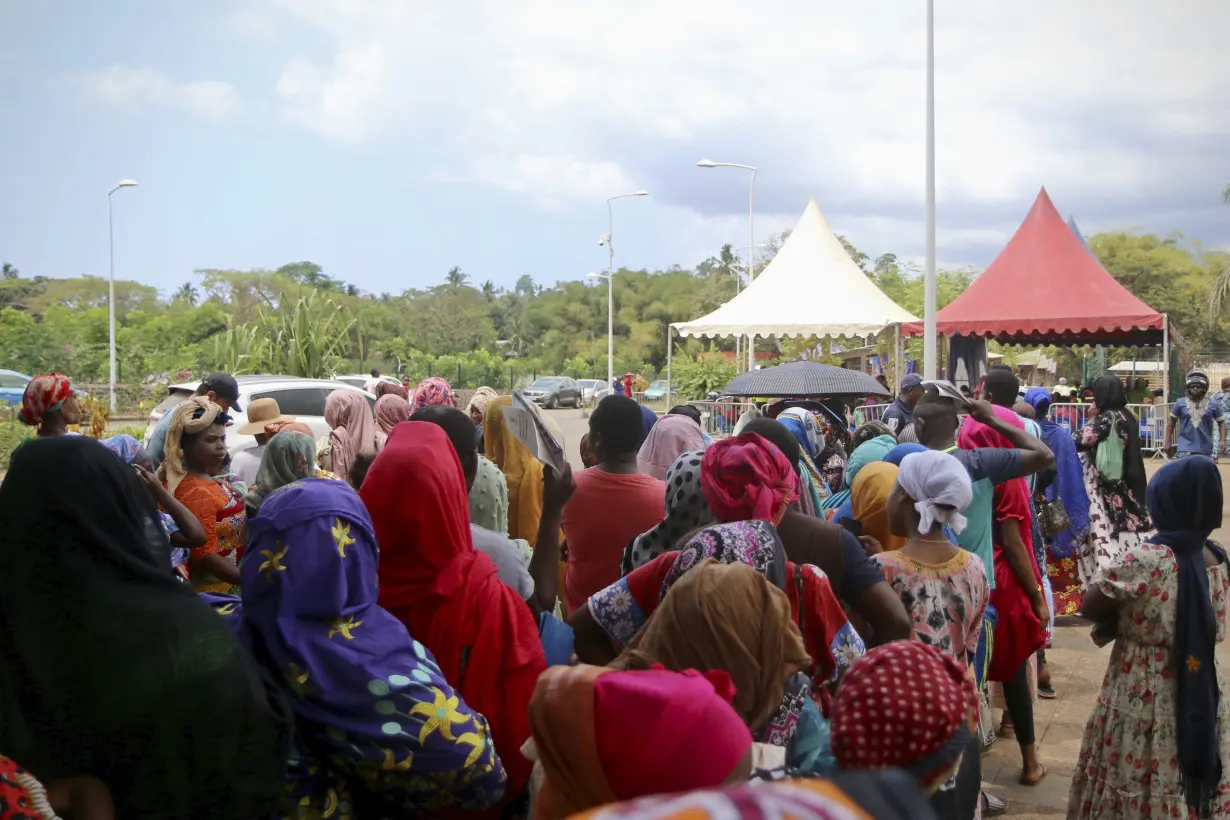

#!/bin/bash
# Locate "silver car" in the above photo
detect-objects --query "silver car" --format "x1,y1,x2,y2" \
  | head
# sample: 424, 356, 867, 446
521, 376, 582, 409
577, 379, 611, 405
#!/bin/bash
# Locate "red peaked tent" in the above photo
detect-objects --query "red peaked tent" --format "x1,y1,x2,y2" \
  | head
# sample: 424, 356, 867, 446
903, 188, 1164, 345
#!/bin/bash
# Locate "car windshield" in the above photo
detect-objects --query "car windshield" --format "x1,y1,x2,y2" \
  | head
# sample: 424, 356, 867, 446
650, 381, 667, 388
579, 380, 598, 387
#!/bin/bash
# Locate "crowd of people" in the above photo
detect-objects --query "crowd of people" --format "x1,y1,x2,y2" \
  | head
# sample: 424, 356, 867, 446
0, 364, 1228, 819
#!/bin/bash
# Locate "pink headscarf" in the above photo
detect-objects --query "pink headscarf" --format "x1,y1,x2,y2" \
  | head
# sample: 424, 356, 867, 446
374, 394, 410, 450
411, 377, 456, 411
699, 433, 797, 525
324, 389, 377, 484
636, 415, 707, 480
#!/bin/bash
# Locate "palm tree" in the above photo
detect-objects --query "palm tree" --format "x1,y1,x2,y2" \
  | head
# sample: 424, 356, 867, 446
445, 266, 469, 288
1, 262, 18, 280
175, 282, 199, 305
481, 280, 496, 300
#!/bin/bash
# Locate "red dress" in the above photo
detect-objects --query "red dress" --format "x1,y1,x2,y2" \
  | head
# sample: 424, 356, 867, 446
987, 475, 1046, 682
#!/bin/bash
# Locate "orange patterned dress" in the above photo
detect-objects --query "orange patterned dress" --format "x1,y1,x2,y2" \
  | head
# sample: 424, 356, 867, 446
174, 475, 246, 594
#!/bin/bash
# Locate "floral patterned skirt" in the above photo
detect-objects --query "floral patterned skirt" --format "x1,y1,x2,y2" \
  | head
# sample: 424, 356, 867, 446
1078, 465, 1148, 590
1048, 554, 1084, 617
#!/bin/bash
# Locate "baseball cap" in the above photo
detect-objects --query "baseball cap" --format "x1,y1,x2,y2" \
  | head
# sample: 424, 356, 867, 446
200, 372, 242, 411
900, 373, 923, 390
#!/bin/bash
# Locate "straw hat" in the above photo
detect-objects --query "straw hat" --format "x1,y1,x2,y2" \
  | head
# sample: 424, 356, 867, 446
237, 398, 294, 435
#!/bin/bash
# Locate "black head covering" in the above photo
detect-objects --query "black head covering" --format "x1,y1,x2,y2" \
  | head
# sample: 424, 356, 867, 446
1091, 374, 1147, 501
0, 436, 292, 819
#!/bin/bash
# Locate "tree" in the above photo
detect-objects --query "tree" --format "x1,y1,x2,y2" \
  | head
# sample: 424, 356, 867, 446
2, 262, 18, 280
174, 283, 199, 306
445, 266, 469, 288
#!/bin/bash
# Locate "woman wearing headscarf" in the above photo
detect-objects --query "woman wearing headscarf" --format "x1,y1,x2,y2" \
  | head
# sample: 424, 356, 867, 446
1070, 457, 1230, 819
323, 389, 377, 487
158, 396, 245, 593
361, 422, 547, 810
622, 450, 712, 573
467, 385, 500, 453
820, 433, 897, 516
236, 478, 508, 815
851, 462, 907, 553
575, 521, 863, 708
635, 414, 706, 480
374, 379, 409, 401
17, 373, 83, 437
0, 436, 292, 819
832, 641, 981, 819
411, 376, 456, 411
777, 407, 829, 512
525, 665, 753, 818
1073, 374, 1151, 597
374, 393, 409, 450
1023, 387, 1090, 617
710, 423, 913, 647
610, 561, 819, 770
959, 405, 1047, 786
243, 428, 326, 516
871, 450, 985, 665
638, 404, 660, 436
485, 395, 545, 546
885, 442, 928, 466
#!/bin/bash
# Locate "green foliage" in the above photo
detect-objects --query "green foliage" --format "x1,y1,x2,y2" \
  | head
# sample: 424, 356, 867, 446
3, 214, 1225, 406
671, 355, 738, 400
258, 291, 355, 379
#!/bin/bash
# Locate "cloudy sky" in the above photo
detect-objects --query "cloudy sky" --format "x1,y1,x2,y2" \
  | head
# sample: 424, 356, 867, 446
2, 1, 1227, 297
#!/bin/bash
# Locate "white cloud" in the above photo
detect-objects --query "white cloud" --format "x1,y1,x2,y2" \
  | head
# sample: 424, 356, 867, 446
81, 65, 241, 122
466, 154, 638, 210
245, 0, 1230, 261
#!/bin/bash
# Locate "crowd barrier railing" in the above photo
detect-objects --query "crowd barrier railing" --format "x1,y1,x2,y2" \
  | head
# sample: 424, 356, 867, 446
688, 399, 760, 439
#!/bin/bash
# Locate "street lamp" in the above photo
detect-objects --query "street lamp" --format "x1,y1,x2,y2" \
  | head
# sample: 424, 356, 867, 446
599, 190, 649, 388
697, 159, 757, 371
108, 179, 138, 413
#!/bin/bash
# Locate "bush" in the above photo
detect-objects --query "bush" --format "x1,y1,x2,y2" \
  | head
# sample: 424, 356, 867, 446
0, 417, 34, 471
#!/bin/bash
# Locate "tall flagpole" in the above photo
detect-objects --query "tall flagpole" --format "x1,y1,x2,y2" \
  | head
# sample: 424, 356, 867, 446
923, 0, 938, 379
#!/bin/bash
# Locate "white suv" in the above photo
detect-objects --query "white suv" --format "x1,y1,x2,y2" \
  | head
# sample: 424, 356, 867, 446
144, 376, 376, 457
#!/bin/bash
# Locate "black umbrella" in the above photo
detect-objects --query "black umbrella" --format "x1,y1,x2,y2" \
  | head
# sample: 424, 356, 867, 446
719, 361, 891, 399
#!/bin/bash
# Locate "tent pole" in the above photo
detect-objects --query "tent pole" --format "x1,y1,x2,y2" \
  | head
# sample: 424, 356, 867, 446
894, 324, 902, 391
922, 0, 938, 380
666, 326, 673, 403
1162, 315, 1170, 405
748, 334, 755, 371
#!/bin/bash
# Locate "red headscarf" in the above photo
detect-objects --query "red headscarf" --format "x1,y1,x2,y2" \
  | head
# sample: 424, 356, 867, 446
831, 641, 978, 791
18, 373, 75, 427
699, 433, 797, 525
528, 665, 751, 819
360, 421, 546, 805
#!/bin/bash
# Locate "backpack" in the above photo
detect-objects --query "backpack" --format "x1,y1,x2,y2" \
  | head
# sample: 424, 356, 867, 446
1095, 413, 1124, 483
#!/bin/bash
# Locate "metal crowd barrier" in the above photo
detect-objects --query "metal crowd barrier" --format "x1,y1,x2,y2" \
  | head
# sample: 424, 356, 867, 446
687, 399, 760, 439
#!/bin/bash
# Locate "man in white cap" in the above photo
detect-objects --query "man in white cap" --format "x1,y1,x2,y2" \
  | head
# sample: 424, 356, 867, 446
1165, 369, 1225, 459
230, 398, 295, 485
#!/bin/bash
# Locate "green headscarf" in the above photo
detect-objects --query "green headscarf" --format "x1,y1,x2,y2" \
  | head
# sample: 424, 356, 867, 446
244, 430, 317, 517
820, 434, 898, 511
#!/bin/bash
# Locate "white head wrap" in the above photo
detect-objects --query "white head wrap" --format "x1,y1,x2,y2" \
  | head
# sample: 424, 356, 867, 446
896, 450, 972, 535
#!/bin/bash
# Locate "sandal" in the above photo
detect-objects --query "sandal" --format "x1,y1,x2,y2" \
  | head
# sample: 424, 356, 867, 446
1038, 684, 1057, 699
1020, 763, 1048, 786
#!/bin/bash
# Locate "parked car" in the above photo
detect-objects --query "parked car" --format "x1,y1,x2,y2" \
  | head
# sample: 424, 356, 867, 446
334, 374, 403, 391
144, 376, 376, 457
644, 380, 671, 401
577, 379, 610, 405
521, 376, 582, 409
0, 370, 31, 407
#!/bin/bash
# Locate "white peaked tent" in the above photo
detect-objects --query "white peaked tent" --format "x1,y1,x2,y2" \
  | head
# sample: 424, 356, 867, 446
672, 198, 918, 340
